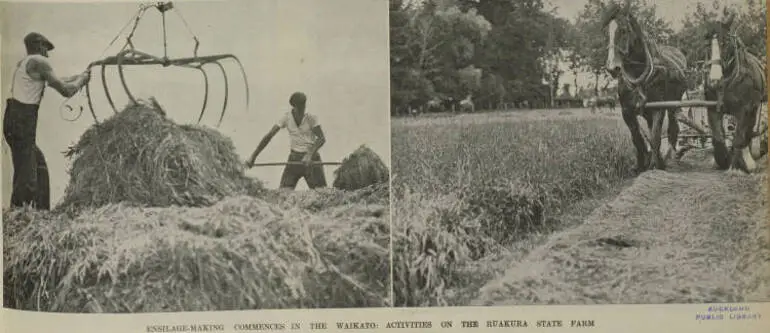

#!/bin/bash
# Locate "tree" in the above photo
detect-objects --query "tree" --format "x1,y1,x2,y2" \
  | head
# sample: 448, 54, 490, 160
668, 0, 766, 89
389, 0, 492, 113
673, 0, 766, 69
391, 0, 430, 114
464, 0, 570, 104
457, 65, 483, 95
571, 0, 673, 95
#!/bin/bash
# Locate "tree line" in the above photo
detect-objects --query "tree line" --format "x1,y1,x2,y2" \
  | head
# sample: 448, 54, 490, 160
390, 0, 767, 116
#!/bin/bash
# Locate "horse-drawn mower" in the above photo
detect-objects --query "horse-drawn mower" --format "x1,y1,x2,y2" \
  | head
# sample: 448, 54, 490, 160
63, 1, 249, 128
641, 70, 768, 161
643, 96, 768, 161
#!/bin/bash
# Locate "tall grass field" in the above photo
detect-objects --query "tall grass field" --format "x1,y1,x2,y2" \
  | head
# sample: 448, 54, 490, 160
391, 109, 638, 306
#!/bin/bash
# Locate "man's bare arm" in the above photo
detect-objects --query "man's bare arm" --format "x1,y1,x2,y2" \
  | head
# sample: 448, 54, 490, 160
61, 74, 80, 83
246, 125, 281, 166
28, 57, 87, 98
306, 125, 326, 158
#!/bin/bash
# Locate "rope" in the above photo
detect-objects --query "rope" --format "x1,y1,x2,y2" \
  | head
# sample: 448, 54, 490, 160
59, 7, 148, 122
172, 6, 201, 57
58, 2, 209, 124
59, 2, 194, 122
173, 7, 197, 39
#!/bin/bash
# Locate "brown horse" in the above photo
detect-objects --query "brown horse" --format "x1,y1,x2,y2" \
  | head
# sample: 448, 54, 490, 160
703, 13, 767, 173
601, 3, 688, 172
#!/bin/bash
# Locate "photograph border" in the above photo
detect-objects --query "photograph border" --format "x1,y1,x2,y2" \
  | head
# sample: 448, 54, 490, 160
2, 0, 769, 332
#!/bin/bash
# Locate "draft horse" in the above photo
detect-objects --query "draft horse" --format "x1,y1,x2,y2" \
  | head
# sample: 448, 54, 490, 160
703, 12, 767, 173
601, 3, 688, 172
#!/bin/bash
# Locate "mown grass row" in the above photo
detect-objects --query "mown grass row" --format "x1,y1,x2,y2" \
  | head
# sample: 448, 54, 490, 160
391, 115, 637, 306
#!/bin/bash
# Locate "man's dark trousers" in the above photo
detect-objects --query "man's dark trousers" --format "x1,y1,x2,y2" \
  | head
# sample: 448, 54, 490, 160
3, 98, 50, 210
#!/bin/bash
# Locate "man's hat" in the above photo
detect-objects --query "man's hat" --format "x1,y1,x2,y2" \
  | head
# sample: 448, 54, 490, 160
24, 32, 54, 51
289, 92, 307, 107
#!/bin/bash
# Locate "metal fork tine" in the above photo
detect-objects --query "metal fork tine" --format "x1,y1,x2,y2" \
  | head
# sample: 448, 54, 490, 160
228, 55, 250, 112
117, 50, 138, 106
82, 50, 249, 127
85, 69, 100, 124
212, 61, 229, 128
219, 55, 250, 113
195, 66, 210, 125
101, 62, 118, 114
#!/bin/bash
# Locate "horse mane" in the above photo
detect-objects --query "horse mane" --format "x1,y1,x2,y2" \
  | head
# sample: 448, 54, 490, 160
724, 35, 766, 92
627, 13, 688, 82
600, 3, 622, 28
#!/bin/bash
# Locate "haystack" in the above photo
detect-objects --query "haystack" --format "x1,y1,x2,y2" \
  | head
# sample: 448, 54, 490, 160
332, 145, 389, 191
58, 100, 263, 211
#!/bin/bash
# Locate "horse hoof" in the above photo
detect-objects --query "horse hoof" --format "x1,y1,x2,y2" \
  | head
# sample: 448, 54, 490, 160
750, 137, 763, 160
646, 159, 660, 170
741, 147, 758, 172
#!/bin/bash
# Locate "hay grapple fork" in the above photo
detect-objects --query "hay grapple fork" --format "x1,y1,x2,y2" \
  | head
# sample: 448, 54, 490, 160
82, 1, 249, 127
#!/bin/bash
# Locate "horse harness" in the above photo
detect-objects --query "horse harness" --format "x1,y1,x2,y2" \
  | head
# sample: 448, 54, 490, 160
612, 20, 669, 112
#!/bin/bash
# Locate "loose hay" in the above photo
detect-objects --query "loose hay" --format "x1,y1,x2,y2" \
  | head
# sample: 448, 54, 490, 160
332, 145, 389, 191
58, 101, 263, 212
3, 189, 390, 312
472, 165, 769, 305
272, 182, 389, 212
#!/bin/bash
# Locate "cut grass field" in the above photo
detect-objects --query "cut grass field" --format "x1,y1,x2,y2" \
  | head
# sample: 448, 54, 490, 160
391, 108, 638, 306
391, 107, 769, 307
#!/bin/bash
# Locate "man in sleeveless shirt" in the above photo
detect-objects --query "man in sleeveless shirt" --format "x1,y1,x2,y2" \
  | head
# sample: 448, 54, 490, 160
245, 92, 328, 189
3, 32, 91, 210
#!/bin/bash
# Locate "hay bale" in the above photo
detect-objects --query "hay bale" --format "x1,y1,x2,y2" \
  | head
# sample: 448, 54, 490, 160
3, 192, 390, 312
332, 145, 389, 191
58, 101, 263, 211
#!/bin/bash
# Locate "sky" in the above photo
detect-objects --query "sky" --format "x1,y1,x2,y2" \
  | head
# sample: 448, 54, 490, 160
545, 0, 760, 93
1, 0, 390, 208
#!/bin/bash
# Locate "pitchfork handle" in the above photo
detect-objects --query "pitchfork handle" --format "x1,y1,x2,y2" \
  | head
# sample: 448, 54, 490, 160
249, 162, 343, 167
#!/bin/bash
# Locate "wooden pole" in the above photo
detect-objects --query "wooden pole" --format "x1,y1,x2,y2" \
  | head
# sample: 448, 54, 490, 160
674, 110, 710, 135
249, 162, 343, 167
644, 100, 718, 108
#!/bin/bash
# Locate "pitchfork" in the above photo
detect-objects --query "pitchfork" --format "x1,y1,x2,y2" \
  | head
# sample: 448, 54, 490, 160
61, 1, 249, 128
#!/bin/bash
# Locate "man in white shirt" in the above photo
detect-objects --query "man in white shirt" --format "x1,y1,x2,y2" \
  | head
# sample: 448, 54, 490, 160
245, 92, 328, 189
3, 32, 90, 210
